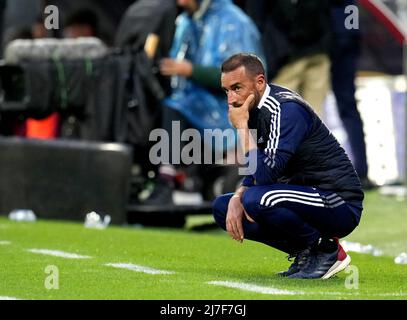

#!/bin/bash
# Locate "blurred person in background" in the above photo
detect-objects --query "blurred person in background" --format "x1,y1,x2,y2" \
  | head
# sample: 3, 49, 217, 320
330, 0, 374, 189
143, 0, 265, 205
245, 0, 332, 116
115, 0, 177, 63
115, 0, 177, 97
114, 0, 178, 182
46, 0, 134, 46
63, 7, 100, 39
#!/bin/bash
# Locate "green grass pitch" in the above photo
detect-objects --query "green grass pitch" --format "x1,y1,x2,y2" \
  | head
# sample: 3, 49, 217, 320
0, 190, 406, 300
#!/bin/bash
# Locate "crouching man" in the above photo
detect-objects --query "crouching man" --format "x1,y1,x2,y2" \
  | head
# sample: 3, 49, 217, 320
213, 53, 363, 279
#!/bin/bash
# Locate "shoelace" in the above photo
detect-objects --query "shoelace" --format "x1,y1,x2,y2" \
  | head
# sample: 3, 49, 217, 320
287, 249, 310, 268
287, 253, 296, 262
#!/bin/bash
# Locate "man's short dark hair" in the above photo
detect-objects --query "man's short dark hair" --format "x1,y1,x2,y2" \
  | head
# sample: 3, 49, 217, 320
221, 53, 266, 79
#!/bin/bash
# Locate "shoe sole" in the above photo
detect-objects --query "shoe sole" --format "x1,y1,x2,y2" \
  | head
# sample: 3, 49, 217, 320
322, 255, 351, 279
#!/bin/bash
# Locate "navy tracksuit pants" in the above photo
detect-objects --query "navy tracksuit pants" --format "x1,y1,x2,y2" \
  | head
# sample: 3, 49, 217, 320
213, 184, 362, 254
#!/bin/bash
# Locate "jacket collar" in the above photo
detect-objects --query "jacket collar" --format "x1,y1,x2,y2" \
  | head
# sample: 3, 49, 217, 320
256, 84, 270, 109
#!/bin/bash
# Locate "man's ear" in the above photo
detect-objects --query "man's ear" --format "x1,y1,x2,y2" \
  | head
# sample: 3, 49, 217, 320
255, 74, 265, 89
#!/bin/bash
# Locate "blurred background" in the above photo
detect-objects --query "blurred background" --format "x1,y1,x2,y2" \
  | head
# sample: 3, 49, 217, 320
0, 0, 405, 227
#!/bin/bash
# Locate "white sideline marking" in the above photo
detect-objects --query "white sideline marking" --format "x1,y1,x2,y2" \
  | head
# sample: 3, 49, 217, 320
318, 292, 407, 297
316, 291, 403, 297
208, 281, 303, 295
0, 296, 19, 300
370, 292, 407, 297
208, 281, 407, 297
105, 263, 175, 275
0, 241, 11, 245
27, 249, 91, 259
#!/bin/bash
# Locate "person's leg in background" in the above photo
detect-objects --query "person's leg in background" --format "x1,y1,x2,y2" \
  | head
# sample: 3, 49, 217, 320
272, 54, 330, 117
143, 106, 190, 205
331, 35, 369, 185
272, 57, 304, 95
302, 53, 331, 117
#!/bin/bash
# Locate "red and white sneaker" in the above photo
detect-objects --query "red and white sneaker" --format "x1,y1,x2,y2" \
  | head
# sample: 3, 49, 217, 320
321, 241, 351, 279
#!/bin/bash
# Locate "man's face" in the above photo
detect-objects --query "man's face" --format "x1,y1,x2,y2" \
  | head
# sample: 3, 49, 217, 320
221, 66, 264, 110
177, 0, 199, 14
